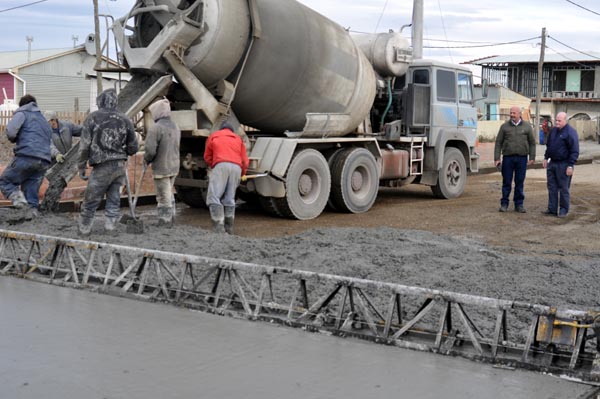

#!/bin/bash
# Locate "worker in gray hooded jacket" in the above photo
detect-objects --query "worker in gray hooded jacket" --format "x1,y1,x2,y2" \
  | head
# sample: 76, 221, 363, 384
44, 110, 83, 162
144, 98, 181, 226
77, 88, 138, 236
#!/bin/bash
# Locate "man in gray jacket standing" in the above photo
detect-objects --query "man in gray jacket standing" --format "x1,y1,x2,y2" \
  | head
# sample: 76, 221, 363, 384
0, 94, 53, 216
78, 89, 138, 235
494, 106, 536, 213
144, 98, 180, 226
44, 111, 82, 162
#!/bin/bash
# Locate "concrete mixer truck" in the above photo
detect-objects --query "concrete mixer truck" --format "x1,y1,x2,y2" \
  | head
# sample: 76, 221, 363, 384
110, 0, 481, 220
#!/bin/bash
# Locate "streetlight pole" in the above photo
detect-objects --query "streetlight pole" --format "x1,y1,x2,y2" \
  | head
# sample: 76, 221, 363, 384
93, 0, 103, 95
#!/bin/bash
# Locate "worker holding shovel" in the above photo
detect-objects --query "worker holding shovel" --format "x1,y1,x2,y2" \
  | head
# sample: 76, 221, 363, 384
77, 89, 138, 236
204, 121, 249, 234
144, 98, 181, 227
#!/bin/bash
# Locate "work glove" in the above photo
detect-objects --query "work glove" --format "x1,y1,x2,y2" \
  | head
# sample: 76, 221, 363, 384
55, 153, 65, 163
241, 175, 247, 182
79, 168, 88, 181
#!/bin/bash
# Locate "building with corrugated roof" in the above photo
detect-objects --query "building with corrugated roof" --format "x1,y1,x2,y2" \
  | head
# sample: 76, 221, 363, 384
0, 39, 128, 113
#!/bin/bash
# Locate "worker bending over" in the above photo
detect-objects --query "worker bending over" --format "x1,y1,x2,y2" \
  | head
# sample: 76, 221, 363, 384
44, 110, 82, 164
204, 121, 249, 234
77, 89, 138, 236
144, 98, 181, 227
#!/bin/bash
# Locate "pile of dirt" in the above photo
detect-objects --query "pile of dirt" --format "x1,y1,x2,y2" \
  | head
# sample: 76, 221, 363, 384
0, 135, 14, 164
1, 211, 598, 311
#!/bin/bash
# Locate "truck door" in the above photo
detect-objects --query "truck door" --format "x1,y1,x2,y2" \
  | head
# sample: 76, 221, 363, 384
431, 69, 459, 139
457, 72, 477, 146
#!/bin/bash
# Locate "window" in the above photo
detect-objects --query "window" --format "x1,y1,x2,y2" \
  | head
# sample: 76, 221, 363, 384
413, 69, 429, 85
436, 70, 456, 102
458, 73, 473, 103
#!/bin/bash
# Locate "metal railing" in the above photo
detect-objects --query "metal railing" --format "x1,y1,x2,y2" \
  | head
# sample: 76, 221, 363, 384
1, 228, 599, 382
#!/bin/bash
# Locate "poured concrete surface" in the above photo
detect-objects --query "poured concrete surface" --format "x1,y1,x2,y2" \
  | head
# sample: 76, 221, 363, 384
1, 277, 597, 399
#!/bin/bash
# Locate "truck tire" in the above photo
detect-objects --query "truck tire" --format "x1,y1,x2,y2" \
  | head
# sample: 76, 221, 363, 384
259, 196, 283, 217
431, 147, 467, 199
176, 187, 207, 208
325, 148, 347, 211
275, 149, 331, 220
330, 148, 379, 213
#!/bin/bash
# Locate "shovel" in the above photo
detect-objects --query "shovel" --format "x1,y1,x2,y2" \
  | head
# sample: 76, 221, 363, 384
120, 166, 145, 234
241, 173, 268, 182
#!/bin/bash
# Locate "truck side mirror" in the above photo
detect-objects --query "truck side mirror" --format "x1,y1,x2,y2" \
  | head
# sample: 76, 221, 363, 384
481, 79, 489, 98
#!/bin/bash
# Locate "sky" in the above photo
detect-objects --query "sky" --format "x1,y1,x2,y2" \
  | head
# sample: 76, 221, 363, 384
1, 0, 599, 79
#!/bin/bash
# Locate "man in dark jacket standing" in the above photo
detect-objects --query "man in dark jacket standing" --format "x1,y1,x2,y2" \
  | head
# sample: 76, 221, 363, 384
0, 94, 53, 215
494, 106, 536, 213
144, 98, 180, 227
542, 112, 579, 218
77, 89, 138, 236
204, 121, 249, 234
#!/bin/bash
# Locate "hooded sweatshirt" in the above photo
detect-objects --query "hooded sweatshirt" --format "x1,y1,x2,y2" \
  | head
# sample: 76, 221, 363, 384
78, 89, 138, 169
6, 101, 53, 162
144, 99, 181, 178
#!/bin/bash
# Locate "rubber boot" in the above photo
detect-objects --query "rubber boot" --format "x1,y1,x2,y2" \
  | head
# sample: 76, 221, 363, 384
224, 206, 235, 235
208, 204, 225, 233
78, 216, 93, 237
104, 216, 118, 232
157, 206, 173, 228
8, 190, 28, 209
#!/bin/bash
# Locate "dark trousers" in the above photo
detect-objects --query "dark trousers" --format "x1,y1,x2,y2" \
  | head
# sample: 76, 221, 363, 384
500, 155, 528, 207
546, 161, 572, 214
80, 161, 125, 220
0, 155, 50, 209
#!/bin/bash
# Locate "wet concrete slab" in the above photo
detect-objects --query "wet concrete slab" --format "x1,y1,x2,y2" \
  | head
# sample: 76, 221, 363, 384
0, 277, 597, 399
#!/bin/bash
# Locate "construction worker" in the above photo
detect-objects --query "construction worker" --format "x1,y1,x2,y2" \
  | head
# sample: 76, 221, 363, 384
0, 94, 55, 217
77, 88, 138, 236
144, 98, 181, 227
44, 110, 82, 163
204, 121, 249, 234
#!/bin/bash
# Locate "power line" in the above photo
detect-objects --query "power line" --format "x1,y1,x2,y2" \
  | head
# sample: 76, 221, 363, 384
424, 36, 539, 49
436, 0, 453, 63
0, 0, 48, 13
565, 0, 600, 17
547, 35, 600, 60
373, 0, 390, 33
545, 45, 596, 68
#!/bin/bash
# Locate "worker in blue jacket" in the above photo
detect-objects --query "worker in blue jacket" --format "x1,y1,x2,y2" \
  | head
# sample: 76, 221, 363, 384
542, 112, 579, 218
0, 94, 55, 216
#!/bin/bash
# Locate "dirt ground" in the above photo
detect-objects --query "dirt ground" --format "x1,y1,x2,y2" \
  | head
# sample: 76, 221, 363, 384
1, 162, 599, 313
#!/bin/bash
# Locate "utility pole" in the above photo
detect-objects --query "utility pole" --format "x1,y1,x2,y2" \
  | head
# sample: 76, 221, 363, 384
26, 36, 33, 62
412, 0, 423, 59
72, 35, 79, 48
93, 0, 103, 95
535, 27, 546, 141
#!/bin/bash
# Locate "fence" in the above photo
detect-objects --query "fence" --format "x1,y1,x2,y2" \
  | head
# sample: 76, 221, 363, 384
0, 111, 87, 132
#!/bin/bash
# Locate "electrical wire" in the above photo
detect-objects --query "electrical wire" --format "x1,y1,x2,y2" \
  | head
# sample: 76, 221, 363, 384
0, 0, 48, 13
547, 35, 600, 60
374, 0, 390, 33
436, 0, 453, 63
425, 36, 539, 49
545, 45, 596, 68
565, 0, 600, 16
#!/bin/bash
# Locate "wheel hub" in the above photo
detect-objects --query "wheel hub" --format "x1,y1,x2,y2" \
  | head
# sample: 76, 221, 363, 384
351, 170, 363, 191
298, 173, 313, 196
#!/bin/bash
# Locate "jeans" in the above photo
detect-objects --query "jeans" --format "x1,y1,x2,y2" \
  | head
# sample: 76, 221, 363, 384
154, 176, 175, 208
546, 160, 572, 214
206, 162, 241, 207
0, 155, 50, 209
81, 160, 125, 220
500, 155, 528, 207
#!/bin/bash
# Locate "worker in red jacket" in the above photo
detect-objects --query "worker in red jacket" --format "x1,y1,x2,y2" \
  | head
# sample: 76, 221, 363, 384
204, 121, 249, 233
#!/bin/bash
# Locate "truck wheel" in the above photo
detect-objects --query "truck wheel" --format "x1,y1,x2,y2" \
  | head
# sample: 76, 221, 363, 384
259, 196, 283, 217
176, 187, 207, 208
431, 147, 467, 199
275, 149, 331, 220
330, 148, 379, 213
325, 148, 347, 211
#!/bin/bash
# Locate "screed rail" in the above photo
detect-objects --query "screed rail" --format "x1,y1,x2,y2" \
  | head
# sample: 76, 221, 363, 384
0, 229, 599, 382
